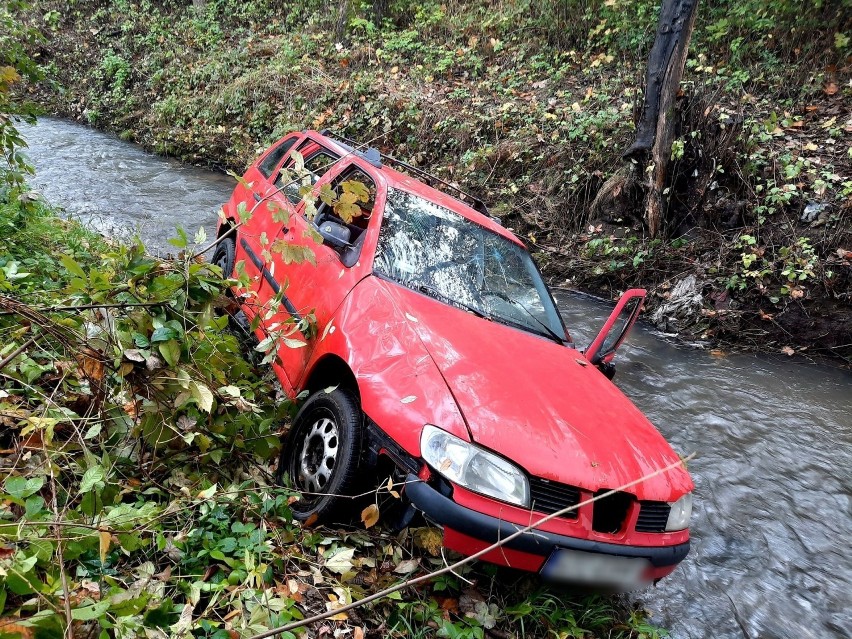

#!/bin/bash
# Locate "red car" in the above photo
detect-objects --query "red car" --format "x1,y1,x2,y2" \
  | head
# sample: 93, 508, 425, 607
214, 130, 694, 589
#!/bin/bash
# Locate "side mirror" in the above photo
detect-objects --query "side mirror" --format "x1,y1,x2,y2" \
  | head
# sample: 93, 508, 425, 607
584, 289, 646, 368
317, 219, 351, 249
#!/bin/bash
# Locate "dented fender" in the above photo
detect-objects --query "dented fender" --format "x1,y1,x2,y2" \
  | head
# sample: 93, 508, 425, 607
304, 275, 469, 457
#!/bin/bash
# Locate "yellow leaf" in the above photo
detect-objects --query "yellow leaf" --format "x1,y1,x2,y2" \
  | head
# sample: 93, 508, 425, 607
414, 527, 444, 556
99, 530, 111, 564
361, 503, 380, 528
341, 180, 370, 203
0, 66, 20, 85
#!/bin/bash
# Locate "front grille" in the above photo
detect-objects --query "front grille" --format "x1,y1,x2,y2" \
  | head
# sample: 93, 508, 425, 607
636, 501, 671, 533
529, 476, 580, 519
592, 490, 633, 533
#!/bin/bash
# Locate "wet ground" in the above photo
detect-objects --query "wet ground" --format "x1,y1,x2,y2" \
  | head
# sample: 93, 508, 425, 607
20, 118, 852, 639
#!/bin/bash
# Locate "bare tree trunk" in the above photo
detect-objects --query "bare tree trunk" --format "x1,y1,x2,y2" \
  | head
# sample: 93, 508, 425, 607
623, 0, 699, 238
334, 0, 351, 41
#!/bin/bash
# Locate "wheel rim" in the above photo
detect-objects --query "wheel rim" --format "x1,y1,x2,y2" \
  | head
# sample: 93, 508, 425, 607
297, 417, 339, 493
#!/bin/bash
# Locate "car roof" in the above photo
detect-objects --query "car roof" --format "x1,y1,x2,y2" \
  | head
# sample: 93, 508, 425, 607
306, 130, 525, 247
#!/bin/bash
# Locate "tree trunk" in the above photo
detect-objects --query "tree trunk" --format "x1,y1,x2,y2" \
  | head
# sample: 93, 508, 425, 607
623, 0, 699, 238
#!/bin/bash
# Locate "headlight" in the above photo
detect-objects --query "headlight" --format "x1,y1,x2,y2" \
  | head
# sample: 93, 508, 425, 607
420, 425, 530, 508
666, 492, 693, 531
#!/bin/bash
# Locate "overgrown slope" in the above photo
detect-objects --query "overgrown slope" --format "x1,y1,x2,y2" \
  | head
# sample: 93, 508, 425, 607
21, 0, 852, 361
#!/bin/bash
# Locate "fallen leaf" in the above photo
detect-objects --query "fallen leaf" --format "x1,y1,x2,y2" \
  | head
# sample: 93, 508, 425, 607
77, 348, 104, 381
413, 528, 443, 556
781, 346, 795, 356
99, 530, 111, 564
393, 558, 419, 574
303, 512, 319, 527
325, 547, 356, 574
354, 628, 365, 639
360, 504, 380, 529
0, 620, 32, 639
123, 348, 146, 363
710, 350, 726, 358
824, 82, 838, 96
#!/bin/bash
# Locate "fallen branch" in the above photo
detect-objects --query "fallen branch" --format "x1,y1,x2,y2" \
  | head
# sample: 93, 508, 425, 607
0, 336, 37, 371
247, 453, 696, 639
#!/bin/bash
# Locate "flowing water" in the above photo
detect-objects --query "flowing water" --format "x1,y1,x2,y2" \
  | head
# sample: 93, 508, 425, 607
20, 118, 852, 639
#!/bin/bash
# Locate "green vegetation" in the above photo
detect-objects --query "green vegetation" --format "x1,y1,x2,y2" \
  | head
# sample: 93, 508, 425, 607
0, 163, 668, 639
3, 158, 682, 639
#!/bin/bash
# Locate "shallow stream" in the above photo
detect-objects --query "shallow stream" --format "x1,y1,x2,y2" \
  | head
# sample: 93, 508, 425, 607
20, 118, 852, 639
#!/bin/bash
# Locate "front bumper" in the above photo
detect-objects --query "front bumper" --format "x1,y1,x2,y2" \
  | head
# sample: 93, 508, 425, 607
405, 474, 689, 578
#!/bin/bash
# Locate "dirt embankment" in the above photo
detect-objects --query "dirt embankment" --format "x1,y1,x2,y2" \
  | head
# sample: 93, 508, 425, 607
21, 0, 852, 364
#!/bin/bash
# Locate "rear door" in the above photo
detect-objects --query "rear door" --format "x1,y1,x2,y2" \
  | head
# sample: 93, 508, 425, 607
231, 133, 301, 323
583, 289, 646, 365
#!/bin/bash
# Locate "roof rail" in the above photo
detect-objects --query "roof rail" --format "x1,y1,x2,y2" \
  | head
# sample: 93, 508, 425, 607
320, 129, 495, 221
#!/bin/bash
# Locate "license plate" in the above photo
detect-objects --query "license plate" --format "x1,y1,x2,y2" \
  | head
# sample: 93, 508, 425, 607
540, 548, 652, 589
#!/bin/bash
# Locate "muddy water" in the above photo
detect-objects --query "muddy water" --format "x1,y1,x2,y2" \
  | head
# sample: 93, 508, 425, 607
20, 118, 852, 639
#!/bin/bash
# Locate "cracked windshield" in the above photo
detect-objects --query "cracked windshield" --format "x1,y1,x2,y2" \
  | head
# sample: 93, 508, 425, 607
374, 188, 565, 340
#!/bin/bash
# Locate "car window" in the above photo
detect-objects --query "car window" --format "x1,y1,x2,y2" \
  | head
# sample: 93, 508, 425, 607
374, 188, 566, 341
277, 150, 339, 205
257, 136, 298, 179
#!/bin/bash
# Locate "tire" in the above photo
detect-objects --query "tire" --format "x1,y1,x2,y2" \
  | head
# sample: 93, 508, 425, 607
280, 388, 364, 521
211, 236, 235, 278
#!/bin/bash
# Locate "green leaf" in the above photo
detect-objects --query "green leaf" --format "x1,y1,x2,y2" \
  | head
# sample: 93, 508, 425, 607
150, 326, 179, 343
79, 465, 105, 494
190, 381, 214, 413
71, 600, 111, 621
159, 339, 181, 366
24, 495, 45, 517
194, 227, 207, 244
4, 476, 44, 500
60, 254, 86, 279
168, 226, 188, 248
84, 422, 102, 439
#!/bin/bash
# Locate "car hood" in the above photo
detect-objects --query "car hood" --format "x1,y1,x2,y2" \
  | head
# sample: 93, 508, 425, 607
379, 279, 693, 501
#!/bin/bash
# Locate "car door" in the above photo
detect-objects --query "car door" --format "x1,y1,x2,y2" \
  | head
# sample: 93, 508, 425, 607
231, 133, 301, 324
583, 289, 646, 366
268, 159, 382, 391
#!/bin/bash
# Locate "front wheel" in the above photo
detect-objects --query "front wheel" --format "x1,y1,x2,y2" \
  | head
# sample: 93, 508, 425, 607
280, 388, 364, 521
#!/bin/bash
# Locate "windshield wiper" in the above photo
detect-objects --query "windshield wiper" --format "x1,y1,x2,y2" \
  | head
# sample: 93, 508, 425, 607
416, 283, 492, 320
485, 290, 565, 344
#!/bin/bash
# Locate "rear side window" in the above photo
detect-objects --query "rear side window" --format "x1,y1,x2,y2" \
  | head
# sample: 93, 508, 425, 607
257, 136, 297, 179
279, 150, 339, 204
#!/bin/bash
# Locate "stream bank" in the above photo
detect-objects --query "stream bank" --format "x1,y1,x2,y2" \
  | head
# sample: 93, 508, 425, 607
20, 0, 852, 363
